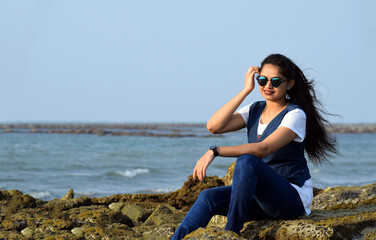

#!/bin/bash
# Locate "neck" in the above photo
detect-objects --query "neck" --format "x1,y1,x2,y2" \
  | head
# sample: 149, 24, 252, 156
264, 99, 289, 113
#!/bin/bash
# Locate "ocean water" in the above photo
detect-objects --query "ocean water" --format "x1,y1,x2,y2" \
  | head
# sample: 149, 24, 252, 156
0, 126, 375, 200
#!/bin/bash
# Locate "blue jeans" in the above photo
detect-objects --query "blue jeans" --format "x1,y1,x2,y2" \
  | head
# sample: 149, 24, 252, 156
172, 154, 305, 240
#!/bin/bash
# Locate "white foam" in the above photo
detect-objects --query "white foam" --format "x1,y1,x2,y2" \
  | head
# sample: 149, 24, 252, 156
115, 168, 150, 178
29, 191, 51, 199
75, 191, 97, 197
150, 188, 176, 193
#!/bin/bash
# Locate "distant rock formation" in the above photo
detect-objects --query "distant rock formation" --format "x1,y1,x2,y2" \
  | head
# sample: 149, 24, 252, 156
1, 123, 376, 136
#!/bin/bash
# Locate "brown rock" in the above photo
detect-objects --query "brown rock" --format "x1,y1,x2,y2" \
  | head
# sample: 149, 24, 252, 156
3, 192, 37, 214
222, 161, 236, 186
121, 203, 152, 223
61, 189, 74, 200
143, 205, 185, 227
167, 175, 225, 211
311, 183, 376, 210
184, 226, 245, 239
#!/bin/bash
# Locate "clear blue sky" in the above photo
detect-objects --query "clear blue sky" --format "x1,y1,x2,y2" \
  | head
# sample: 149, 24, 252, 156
1, 0, 375, 123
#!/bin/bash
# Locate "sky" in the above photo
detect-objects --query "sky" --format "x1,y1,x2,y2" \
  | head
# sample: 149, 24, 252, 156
1, 0, 375, 123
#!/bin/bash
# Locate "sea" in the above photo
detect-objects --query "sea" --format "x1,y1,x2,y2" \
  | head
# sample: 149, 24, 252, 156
0, 125, 375, 201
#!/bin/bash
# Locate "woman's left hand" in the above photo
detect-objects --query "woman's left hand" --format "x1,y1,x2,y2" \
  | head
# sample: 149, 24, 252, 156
193, 150, 215, 181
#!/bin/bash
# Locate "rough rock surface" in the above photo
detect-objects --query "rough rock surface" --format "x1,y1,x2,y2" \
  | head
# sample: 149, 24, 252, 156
0, 176, 222, 239
1, 167, 375, 239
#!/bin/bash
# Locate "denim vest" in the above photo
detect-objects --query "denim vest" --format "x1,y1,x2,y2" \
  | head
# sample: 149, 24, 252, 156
247, 101, 311, 187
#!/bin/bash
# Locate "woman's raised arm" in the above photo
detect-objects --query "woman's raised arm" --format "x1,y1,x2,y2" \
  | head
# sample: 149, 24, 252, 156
207, 67, 259, 134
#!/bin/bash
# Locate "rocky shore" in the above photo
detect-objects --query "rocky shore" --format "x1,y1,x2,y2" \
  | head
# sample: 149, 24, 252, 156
1, 161, 375, 240
1, 123, 376, 137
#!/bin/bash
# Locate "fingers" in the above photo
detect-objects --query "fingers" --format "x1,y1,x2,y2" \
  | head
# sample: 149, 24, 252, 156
246, 67, 260, 79
193, 160, 207, 181
247, 66, 260, 73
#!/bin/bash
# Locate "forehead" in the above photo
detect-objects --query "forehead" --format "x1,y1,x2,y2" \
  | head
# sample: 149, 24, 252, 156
260, 64, 282, 77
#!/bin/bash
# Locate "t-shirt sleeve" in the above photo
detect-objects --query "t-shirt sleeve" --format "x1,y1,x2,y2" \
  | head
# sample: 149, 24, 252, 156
279, 109, 307, 142
237, 103, 253, 126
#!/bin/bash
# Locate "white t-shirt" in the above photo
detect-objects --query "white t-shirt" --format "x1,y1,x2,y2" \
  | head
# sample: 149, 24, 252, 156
237, 103, 313, 215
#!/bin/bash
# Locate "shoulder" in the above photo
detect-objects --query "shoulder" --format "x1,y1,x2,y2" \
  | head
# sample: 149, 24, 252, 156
285, 108, 306, 121
281, 106, 307, 142
237, 101, 264, 126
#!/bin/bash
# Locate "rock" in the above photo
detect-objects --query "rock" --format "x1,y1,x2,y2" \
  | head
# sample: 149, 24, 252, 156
143, 205, 185, 227
2, 191, 37, 214
1, 177, 375, 239
208, 215, 227, 228
72, 205, 134, 227
1, 219, 27, 231
184, 226, 245, 239
167, 175, 225, 211
222, 161, 236, 186
141, 224, 177, 239
311, 183, 376, 210
21, 227, 33, 236
121, 203, 152, 223
362, 227, 376, 240
109, 202, 125, 212
61, 188, 74, 200
71, 227, 85, 237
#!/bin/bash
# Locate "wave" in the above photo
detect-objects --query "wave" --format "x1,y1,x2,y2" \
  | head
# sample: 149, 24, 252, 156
28, 191, 51, 200
75, 191, 97, 197
108, 168, 150, 178
135, 187, 177, 194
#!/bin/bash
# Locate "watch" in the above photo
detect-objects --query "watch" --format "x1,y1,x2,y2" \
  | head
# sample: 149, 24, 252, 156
209, 145, 219, 157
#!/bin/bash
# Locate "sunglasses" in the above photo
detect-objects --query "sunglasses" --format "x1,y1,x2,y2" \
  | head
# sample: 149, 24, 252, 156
254, 73, 286, 88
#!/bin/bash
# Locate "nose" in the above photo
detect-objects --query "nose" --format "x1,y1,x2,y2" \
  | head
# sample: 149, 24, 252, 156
264, 80, 274, 88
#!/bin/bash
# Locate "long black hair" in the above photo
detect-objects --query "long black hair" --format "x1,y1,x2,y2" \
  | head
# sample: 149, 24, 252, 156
260, 53, 337, 165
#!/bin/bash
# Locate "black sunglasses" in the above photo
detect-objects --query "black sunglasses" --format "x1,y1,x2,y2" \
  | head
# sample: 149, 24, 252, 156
254, 73, 286, 88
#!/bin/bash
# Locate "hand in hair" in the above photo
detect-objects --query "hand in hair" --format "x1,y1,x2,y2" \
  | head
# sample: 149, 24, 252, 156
244, 66, 259, 93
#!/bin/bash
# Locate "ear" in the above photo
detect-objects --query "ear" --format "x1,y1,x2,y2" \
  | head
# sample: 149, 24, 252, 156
287, 80, 295, 90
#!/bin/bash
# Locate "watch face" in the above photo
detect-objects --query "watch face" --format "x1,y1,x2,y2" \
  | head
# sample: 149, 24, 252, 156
210, 145, 216, 150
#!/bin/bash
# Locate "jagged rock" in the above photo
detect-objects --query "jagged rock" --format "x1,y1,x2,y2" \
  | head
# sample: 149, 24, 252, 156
311, 183, 376, 210
167, 175, 225, 211
223, 161, 236, 186
0, 176, 375, 239
61, 188, 74, 200
0, 190, 37, 214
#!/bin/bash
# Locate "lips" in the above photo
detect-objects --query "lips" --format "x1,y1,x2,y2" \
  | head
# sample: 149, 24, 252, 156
263, 90, 274, 95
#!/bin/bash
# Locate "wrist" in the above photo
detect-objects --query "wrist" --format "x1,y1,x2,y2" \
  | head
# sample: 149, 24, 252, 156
209, 145, 219, 157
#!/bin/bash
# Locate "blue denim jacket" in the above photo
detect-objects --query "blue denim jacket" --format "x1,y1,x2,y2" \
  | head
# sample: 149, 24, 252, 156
246, 101, 311, 187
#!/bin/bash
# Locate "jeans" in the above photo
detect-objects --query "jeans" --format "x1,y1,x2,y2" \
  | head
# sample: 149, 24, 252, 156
171, 154, 305, 240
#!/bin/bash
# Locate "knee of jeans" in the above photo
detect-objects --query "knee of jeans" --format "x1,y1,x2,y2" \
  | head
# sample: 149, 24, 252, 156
236, 154, 261, 170
197, 188, 215, 202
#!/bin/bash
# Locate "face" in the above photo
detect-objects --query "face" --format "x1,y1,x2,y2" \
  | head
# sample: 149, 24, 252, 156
258, 64, 294, 103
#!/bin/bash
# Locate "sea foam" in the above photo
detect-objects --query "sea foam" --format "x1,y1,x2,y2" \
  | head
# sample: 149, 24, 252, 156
114, 168, 150, 178
29, 191, 51, 199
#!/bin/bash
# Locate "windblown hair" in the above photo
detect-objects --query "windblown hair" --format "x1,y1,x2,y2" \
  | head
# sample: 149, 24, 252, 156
260, 54, 338, 165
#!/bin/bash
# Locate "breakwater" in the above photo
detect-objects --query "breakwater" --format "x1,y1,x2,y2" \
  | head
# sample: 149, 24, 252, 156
1, 123, 376, 136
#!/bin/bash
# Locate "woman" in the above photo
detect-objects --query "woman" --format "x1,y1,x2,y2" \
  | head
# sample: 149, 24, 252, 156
171, 54, 337, 239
